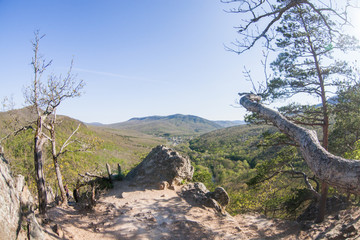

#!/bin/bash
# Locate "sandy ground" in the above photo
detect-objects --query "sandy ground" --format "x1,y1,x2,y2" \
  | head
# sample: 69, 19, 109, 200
40, 180, 360, 240
42, 181, 247, 240
235, 208, 360, 239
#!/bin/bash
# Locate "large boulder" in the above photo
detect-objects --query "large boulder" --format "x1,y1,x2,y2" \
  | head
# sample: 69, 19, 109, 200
0, 153, 44, 240
126, 145, 194, 187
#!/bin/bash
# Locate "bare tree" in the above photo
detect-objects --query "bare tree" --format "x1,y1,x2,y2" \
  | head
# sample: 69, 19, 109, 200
48, 111, 94, 206
24, 31, 85, 214
222, 0, 353, 54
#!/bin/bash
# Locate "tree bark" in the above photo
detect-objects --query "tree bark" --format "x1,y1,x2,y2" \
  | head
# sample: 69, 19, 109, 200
315, 182, 329, 223
53, 157, 68, 206
106, 163, 112, 183
34, 116, 47, 215
240, 95, 360, 194
49, 120, 68, 206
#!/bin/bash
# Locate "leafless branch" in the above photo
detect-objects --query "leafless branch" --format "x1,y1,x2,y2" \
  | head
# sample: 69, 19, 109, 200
0, 125, 34, 143
223, 0, 353, 54
283, 165, 321, 200
59, 123, 81, 154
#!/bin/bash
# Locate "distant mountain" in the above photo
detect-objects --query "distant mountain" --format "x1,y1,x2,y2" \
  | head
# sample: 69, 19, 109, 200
214, 120, 246, 128
106, 114, 223, 137
86, 122, 104, 127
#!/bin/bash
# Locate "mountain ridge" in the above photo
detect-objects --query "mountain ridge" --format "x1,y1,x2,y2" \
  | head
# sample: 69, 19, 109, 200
107, 114, 222, 137
87, 114, 245, 137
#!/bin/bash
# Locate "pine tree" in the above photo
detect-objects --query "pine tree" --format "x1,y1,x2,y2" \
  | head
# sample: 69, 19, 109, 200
263, 5, 357, 222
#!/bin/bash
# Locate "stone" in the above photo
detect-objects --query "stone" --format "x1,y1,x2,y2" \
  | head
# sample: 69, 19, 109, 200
52, 224, 64, 238
158, 181, 170, 190
0, 155, 20, 240
205, 187, 230, 208
27, 214, 45, 240
0, 154, 44, 240
180, 182, 230, 213
46, 184, 55, 204
15, 175, 34, 211
125, 145, 194, 187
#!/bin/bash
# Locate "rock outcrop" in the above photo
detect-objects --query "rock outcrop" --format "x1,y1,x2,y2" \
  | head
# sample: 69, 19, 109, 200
125, 145, 194, 187
0, 153, 44, 240
0, 154, 21, 240
180, 182, 230, 213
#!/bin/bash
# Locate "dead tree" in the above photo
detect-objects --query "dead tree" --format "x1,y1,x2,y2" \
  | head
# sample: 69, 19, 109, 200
24, 31, 84, 214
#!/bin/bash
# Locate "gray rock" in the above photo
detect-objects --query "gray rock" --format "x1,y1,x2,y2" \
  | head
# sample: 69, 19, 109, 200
0, 154, 44, 240
15, 175, 34, 211
51, 223, 64, 238
46, 184, 55, 204
126, 145, 194, 187
27, 214, 45, 240
206, 187, 230, 208
158, 181, 170, 190
180, 182, 229, 213
0, 155, 20, 240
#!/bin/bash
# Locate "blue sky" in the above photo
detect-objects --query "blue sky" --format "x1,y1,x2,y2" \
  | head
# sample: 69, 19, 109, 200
1, 1, 359, 124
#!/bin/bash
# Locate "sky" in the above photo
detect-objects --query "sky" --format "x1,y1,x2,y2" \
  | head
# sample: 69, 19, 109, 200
1, 1, 360, 124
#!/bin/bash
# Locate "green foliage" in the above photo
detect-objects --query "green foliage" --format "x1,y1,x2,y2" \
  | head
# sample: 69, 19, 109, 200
329, 83, 360, 156
189, 124, 272, 167
247, 146, 299, 186
228, 175, 303, 218
278, 104, 325, 127
239, 4, 358, 220
1, 108, 165, 196
4, 129, 36, 191
284, 188, 315, 217
267, 6, 356, 102
192, 165, 214, 190
175, 124, 314, 219
344, 140, 360, 160
178, 116, 347, 219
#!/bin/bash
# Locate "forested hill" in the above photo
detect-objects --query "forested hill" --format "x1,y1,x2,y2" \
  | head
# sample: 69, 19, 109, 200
103, 114, 240, 137
0, 107, 165, 193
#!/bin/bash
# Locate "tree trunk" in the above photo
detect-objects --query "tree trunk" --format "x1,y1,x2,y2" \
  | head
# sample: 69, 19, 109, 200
106, 163, 113, 184
49, 121, 68, 206
118, 163, 123, 180
315, 182, 329, 223
240, 95, 360, 194
54, 157, 68, 206
34, 117, 47, 215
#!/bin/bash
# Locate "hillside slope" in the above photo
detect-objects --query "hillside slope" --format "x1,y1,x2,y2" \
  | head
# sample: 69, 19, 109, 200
0, 107, 165, 193
106, 114, 223, 137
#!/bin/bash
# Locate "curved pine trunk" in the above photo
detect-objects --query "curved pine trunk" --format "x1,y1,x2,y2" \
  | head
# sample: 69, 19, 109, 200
240, 95, 360, 194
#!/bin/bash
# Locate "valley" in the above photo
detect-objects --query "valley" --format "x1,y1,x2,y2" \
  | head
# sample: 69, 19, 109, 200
1, 106, 359, 239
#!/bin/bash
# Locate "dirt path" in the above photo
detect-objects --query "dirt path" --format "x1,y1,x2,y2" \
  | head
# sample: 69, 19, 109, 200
42, 181, 247, 240
40, 180, 360, 240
